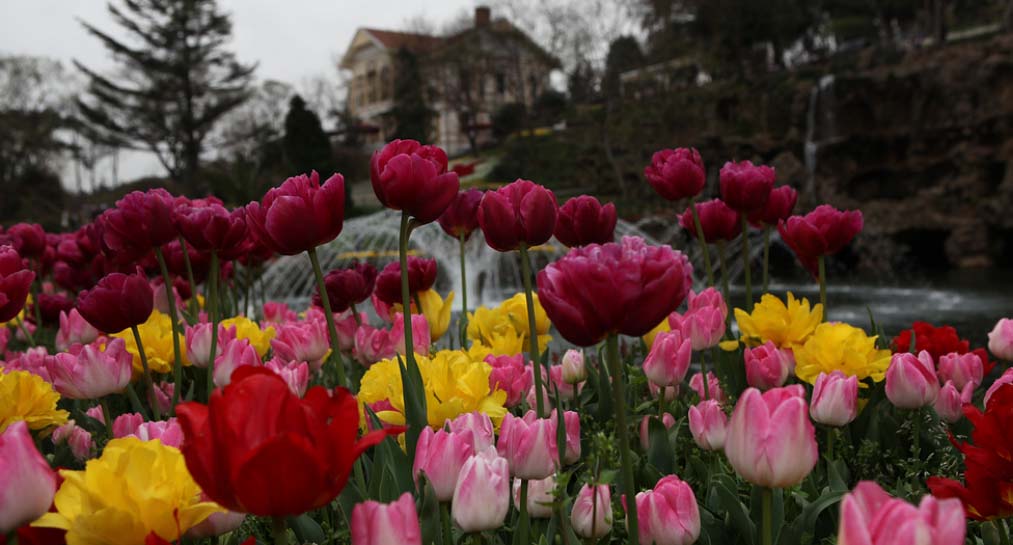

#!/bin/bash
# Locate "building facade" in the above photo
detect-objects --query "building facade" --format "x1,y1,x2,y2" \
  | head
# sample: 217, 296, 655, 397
339, 6, 559, 155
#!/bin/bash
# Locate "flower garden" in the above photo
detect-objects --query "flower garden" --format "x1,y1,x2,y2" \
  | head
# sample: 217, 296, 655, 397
2, 139, 1012, 545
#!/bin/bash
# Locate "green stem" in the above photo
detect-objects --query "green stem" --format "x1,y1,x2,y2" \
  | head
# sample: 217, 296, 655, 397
130, 324, 161, 420
441, 502, 453, 545
762, 227, 771, 293
100, 397, 114, 438
718, 241, 731, 318
761, 487, 773, 545
459, 233, 469, 336
308, 247, 348, 387
606, 334, 639, 545
271, 516, 288, 545
519, 244, 545, 417
741, 215, 753, 311
912, 409, 921, 461
997, 519, 1011, 545
153, 248, 183, 414
826, 427, 835, 460
350, 302, 363, 326
700, 344, 711, 401
399, 212, 416, 359
817, 255, 827, 319
178, 237, 199, 316
30, 260, 42, 330
518, 479, 531, 545
15, 316, 35, 347
124, 381, 148, 420
689, 197, 714, 286
206, 252, 220, 400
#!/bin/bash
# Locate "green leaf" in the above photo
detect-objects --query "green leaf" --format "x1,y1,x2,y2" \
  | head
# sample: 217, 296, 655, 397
595, 351, 613, 421
286, 513, 326, 544
800, 489, 846, 531
418, 475, 444, 545
398, 353, 429, 473
646, 416, 675, 475
715, 481, 755, 545
828, 459, 849, 493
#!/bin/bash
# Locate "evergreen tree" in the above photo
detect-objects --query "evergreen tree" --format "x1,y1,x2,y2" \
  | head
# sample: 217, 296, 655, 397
390, 47, 433, 142
75, 0, 255, 192
283, 95, 352, 209
603, 36, 647, 99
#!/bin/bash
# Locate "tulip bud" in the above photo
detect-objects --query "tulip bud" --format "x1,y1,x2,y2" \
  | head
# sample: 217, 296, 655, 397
496, 411, 558, 479
413, 427, 474, 502
437, 189, 484, 241
370, 139, 460, 224
744, 341, 793, 390
513, 475, 556, 519
374, 256, 438, 305
644, 147, 705, 201
553, 195, 617, 247
628, 475, 701, 545
452, 447, 511, 532
76, 268, 154, 334
571, 484, 612, 539
639, 413, 676, 451
313, 262, 377, 313
688, 400, 727, 451
934, 380, 974, 424
478, 179, 558, 252
351, 492, 422, 545
0, 421, 58, 532
719, 160, 775, 213
886, 351, 939, 409
725, 386, 818, 488
810, 371, 858, 427
642, 330, 692, 388
447, 411, 496, 452
937, 352, 983, 391
560, 349, 587, 385
988, 318, 1013, 361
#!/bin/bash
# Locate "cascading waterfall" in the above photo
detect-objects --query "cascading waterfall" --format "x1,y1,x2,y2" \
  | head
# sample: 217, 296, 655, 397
804, 74, 837, 199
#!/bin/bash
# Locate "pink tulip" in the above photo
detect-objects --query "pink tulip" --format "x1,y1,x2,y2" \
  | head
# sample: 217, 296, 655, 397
265, 358, 310, 397
886, 351, 939, 409
0, 421, 57, 532
670, 307, 725, 350
837, 481, 965, 545
262, 302, 298, 324
391, 312, 430, 357
642, 330, 692, 388
553, 409, 581, 465
485, 354, 531, 407
413, 427, 474, 502
639, 413, 676, 451
47, 337, 133, 399
153, 381, 174, 415
985, 368, 1013, 406
151, 279, 185, 316
690, 371, 725, 402
744, 341, 793, 390
185, 322, 236, 368
648, 381, 679, 402
688, 400, 727, 451
725, 385, 818, 488
934, 380, 974, 424
334, 310, 366, 351
446, 412, 495, 452
560, 349, 587, 384
936, 352, 983, 391
497, 411, 558, 479
111, 412, 144, 437
354, 324, 397, 365
810, 371, 859, 427
351, 492, 422, 545
85, 405, 105, 425
112, 414, 184, 448
186, 493, 247, 538
3, 347, 53, 383
213, 338, 261, 388
988, 318, 1013, 361
571, 484, 612, 539
55, 308, 100, 351
271, 320, 330, 371
628, 475, 701, 545
513, 475, 556, 518
51, 421, 94, 462
452, 447, 511, 532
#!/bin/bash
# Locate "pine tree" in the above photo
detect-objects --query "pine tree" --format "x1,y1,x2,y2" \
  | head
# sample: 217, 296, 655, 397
283, 95, 353, 210
390, 47, 433, 142
75, 0, 255, 192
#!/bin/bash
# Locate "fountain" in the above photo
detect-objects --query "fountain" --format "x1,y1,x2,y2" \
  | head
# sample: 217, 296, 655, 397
804, 74, 837, 201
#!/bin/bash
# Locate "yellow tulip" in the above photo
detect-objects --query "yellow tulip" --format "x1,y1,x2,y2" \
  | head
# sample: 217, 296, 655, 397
642, 319, 671, 349
219, 316, 276, 358
794, 322, 892, 385
0, 369, 69, 433
466, 293, 552, 356
110, 311, 180, 375
733, 292, 823, 351
33, 438, 223, 545
417, 289, 456, 342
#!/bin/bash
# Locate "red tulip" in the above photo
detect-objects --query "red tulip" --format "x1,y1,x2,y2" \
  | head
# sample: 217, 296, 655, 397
477, 179, 558, 252
719, 160, 775, 213
35, 293, 73, 326
313, 262, 377, 312
370, 139, 460, 223
778, 205, 863, 276
536, 236, 693, 346
245, 171, 346, 256
891, 322, 995, 378
0, 245, 35, 323
161, 239, 211, 284
76, 268, 153, 334
176, 366, 399, 516
175, 204, 248, 260
554, 196, 617, 248
437, 189, 484, 240
748, 185, 798, 227
643, 148, 706, 201
374, 257, 437, 305
678, 199, 740, 243
7, 223, 47, 259
100, 189, 177, 260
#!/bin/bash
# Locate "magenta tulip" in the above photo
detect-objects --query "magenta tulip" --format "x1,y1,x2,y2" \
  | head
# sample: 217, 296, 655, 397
936, 352, 983, 391
496, 411, 558, 479
437, 188, 484, 240
744, 341, 793, 390
413, 427, 474, 502
934, 380, 974, 424
719, 160, 775, 213
537, 236, 693, 346
628, 475, 701, 545
688, 400, 728, 451
245, 171, 346, 255
370, 139, 460, 223
452, 447, 511, 532
7, 223, 47, 259
374, 256, 437, 305
778, 205, 863, 276
725, 385, 818, 488
313, 262, 377, 312
0, 245, 35, 323
477, 179, 558, 252
0, 421, 57, 532
571, 484, 612, 539
644, 147, 706, 201
553, 195, 617, 247
810, 371, 859, 427
988, 318, 1013, 361
76, 268, 153, 334
679, 199, 741, 243
99, 189, 177, 260
642, 329, 692, 388
175, 203, 248, 259
485, 354, 531, 408
351, 492, 422, 545
837, 481, 965, 545
886, 351, 939, 409
748, 185, 798, 227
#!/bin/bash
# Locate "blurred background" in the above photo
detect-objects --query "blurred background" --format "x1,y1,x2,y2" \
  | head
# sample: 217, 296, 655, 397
2, 0, 1011, 335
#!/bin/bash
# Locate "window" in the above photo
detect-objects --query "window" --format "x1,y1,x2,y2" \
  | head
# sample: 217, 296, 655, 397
495, 73, 505, 95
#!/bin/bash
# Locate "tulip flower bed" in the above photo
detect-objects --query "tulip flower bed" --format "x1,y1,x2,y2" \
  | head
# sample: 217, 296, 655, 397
3, 139, 1013, 545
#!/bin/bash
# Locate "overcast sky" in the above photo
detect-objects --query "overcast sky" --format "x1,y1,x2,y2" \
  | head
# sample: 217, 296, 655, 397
0, 0, 475, 185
